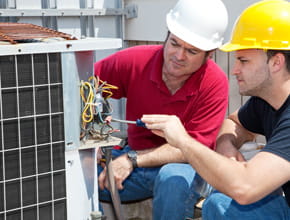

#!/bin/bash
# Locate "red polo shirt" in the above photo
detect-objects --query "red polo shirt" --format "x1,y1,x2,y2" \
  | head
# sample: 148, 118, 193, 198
94, 45, 228, 150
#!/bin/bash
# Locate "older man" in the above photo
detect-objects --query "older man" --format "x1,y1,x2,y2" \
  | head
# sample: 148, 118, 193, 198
95, 0, 229, 219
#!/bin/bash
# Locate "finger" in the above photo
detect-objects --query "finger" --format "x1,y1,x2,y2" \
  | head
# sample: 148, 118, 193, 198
145, 122, 165, 131
141, 115, 170, 122
142, 114, 170, 118
100, 161, 106, 168
237, 152, 247, 162
97, 148, 104, 164
229, 156, 237, 161
98, 169, 106, 190
105, 178, 109, 190
105, 115, 112, 123
150, 129, 165, 138
115, 179, 124, 190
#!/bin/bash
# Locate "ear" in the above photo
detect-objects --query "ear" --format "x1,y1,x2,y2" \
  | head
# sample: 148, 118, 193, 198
269, 53, 285, 73
206, 50, 215, 59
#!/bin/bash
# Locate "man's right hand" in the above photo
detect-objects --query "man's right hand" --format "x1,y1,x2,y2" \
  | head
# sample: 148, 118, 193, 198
98, 154, 134, 190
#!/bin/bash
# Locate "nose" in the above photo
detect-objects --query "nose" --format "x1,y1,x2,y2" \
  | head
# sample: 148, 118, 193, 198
231, 61, 241, 76
175, 48, 186, 60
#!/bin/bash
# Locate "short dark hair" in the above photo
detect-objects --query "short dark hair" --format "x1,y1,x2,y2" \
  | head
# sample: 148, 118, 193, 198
164, 31, 214, 57
266, 50, 290, 73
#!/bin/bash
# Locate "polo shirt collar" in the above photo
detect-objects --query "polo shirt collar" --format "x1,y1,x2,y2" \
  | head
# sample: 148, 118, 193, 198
149, 47, 208, 101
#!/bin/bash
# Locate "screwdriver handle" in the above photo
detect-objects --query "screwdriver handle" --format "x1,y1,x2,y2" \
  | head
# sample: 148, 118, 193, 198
136, 119, 146, 128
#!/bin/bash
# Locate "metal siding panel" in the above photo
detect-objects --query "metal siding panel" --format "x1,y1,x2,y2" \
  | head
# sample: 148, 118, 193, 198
227, 52, 243, 114
17, 17, 43, 25
124, 0, 177, 41
214, 50, 230, 115
56, 0, 80, 9
57, 17, 82, 38
221, 0, 263, 43
16, 0, 41, 8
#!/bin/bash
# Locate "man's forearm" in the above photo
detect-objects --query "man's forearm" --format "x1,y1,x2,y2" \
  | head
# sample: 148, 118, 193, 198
176, 135, 252, 200
217, 112, 256, 151
136, 143, 187, 167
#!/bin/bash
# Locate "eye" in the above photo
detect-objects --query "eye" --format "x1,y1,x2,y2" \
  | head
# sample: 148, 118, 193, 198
187, 49, 198, 55
238, 58, 248, 64
170, 40, 179, 47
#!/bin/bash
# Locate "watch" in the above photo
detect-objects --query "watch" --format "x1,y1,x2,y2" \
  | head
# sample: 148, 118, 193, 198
127, 150, 138, 168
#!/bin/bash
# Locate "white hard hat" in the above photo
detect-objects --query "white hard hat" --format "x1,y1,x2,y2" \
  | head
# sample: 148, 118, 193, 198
166, 0, 228, 51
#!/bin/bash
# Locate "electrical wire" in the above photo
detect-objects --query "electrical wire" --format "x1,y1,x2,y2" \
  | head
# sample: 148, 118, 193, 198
79, 76, 118, 140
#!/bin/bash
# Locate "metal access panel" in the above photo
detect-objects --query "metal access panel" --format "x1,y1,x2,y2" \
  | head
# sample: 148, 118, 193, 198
0, 38, 122, 220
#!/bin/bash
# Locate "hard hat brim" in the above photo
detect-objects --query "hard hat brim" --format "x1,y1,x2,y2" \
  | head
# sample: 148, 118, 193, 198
220, 42, 290, 52
219, 42, 244, 52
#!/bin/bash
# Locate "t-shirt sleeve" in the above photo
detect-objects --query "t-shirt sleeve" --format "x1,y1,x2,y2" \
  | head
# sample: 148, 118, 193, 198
261, 114, 290, 162
238, 97, 265, 134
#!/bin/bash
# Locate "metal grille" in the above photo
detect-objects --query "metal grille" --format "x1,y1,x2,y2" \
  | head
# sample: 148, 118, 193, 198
0, 53, 67, 220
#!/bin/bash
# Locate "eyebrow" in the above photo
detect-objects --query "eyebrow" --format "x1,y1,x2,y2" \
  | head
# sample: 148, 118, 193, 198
170, 38, 179, 44
236, 56, 246, 60
170, 37, 201, 53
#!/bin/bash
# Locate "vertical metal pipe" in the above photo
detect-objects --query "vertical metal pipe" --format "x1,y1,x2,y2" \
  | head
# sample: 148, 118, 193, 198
103, 146, 124, 220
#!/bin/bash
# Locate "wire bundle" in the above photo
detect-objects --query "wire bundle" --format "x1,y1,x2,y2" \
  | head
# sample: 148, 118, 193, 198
80, 76, 118, 140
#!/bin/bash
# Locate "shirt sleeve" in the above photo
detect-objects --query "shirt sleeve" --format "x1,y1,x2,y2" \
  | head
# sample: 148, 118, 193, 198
261, 114, 290, 162
238, 97, 265, 134
94, 49, 133, 99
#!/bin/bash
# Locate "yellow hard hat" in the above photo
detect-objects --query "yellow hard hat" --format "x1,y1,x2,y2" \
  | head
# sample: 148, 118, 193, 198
220, 0, 290, 52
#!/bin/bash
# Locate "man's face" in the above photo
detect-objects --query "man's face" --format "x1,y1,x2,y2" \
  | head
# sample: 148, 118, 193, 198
163, 33, 209, 78
232, 49, 272, 96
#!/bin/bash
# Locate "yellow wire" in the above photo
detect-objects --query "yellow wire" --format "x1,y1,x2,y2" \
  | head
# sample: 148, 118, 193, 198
80, 76, 118, 124
80, 81, 95, 123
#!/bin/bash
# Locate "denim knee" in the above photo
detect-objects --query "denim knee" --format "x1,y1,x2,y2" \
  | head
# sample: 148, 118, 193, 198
153, 163, 198, 220
202, 191, 229, 219
202, 191, 290, 220
154, 163, 196, 193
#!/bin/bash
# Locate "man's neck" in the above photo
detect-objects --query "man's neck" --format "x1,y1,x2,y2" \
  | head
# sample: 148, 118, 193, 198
162, 73, 188, 95
263, 79, 290, 110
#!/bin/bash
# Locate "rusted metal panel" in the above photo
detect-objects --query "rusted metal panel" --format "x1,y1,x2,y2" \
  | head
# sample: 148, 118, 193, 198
0, 22, 76, 44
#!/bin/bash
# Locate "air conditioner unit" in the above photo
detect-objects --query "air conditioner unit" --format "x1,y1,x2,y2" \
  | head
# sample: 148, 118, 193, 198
0, 37, 122, 220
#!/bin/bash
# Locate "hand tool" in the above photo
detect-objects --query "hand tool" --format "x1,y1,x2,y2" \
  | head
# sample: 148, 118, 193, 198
111, 118, 146, 128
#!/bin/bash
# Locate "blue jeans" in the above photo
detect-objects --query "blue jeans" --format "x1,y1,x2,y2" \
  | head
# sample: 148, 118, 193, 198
202, 191, 290, 220
98, 146, 202, 220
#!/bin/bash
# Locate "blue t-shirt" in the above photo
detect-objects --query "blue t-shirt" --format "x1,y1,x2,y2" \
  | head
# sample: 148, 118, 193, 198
238, 96, 290, 206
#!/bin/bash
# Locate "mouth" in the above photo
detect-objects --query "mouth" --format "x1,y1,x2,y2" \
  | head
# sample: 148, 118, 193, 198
236, 78, 243, 84
171, 59, 184, 68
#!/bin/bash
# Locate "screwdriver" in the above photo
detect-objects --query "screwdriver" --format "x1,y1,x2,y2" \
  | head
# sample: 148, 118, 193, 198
111, 118, 146, 128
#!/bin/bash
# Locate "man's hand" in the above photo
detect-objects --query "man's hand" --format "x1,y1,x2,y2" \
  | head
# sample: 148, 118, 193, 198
141, 114, 190, 149
98, 154, 134, 190
216, 141, 246, 162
